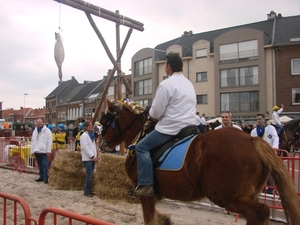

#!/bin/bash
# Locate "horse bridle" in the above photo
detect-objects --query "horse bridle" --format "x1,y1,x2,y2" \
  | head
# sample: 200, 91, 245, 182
100, 102, 147, 149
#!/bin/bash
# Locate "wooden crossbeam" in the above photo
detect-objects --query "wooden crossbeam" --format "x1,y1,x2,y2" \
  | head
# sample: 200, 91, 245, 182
53, 0, 144, 31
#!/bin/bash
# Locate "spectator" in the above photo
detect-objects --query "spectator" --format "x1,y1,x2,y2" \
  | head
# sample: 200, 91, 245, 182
200, 113, 207, 133
48, 124, 57, 165
195, 112, 203, 133
251, 113, 279, 194
294, 122, 300, 150
30, 118, 52, 184
76, 122, 84, 151
214, 111, 242, 130
80, 121, 99, 197
56, 124, 67, 150
243, 123, 252, 134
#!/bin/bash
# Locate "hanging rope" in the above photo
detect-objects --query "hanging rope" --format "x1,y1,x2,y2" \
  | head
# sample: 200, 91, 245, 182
58, 0, 63, 33
54, 0, 65, 84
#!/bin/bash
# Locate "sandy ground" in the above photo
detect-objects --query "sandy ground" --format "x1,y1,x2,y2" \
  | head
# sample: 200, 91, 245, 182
0, 168, 283, 225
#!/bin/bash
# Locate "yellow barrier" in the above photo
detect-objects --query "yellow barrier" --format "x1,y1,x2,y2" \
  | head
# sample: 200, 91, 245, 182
9, 145, 32, 166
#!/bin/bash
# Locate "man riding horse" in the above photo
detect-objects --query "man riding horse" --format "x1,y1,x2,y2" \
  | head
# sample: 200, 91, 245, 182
272, 104, 284, 136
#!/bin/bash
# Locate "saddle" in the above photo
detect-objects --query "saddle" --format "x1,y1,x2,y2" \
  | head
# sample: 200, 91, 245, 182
151, 125, 199, 167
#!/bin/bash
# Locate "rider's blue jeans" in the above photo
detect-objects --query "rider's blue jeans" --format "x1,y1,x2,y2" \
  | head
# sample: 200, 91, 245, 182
274, 124, 283, 135
135, 130, 175, 186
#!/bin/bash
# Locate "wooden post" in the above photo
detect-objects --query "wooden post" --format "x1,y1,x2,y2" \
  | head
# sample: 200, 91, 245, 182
91, 27, 133, 124
85, 13, 132, 95
52, 0, 144, 133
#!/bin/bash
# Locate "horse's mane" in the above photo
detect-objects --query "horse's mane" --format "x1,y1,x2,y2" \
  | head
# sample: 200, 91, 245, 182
116, 98, 146, 115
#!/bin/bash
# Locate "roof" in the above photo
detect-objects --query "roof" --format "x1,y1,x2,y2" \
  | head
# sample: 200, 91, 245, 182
274, 15, 300, 45
26, 108, 46, 119
57, 84, 85, 105
70, 80, 103, 102
154, 18, 277, 58
46, 77, 79, 98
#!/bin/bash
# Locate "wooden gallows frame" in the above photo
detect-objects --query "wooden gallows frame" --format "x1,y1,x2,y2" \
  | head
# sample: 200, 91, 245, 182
53, 0, 144, 155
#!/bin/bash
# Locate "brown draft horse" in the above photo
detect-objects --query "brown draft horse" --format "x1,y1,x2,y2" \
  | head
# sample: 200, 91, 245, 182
100, 99, 300, 225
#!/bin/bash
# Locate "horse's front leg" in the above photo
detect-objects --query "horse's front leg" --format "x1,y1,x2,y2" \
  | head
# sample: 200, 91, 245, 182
140, 196, 172, 225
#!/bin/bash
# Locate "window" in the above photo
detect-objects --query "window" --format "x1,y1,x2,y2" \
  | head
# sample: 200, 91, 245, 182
134, 58, 152, 76
220, 66, 258, 87
221, 91, 259, 112
196, 94, 208, 104
292, 88, 300, 105
291, 59, 300, 75
136, 99, 152, 107
220, 40, 258, 63
134, 79, 152, 96
196, 49, 207, 58
221, 69, 238, 87
107, 84, 126, 96
196, 72, 207, 82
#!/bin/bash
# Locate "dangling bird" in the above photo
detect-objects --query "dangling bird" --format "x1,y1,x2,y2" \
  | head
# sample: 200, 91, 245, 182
54, 32, 65, 84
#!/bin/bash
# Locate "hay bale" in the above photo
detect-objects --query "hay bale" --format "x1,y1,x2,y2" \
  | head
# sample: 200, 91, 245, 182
95, 154, 139, 203
49, 150, 86, 190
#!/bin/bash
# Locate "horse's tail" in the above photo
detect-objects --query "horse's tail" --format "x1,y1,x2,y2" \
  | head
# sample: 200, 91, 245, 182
252, 137, 300, 224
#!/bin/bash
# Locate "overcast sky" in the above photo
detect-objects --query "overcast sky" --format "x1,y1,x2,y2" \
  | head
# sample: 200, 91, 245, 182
0, 0, 299, 110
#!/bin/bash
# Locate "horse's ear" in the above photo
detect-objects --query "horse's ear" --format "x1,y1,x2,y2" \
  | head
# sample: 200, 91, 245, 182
106, 99, 116, 112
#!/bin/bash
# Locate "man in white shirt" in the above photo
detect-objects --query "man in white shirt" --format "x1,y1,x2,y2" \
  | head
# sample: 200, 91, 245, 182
272, 104, 284, 135
31, 118, 52, 184
214, 111, 242, 130
251, 114, 279, 149
195, 112, 204, 133
251, 113, 279, 194
200, 114, 207, 126
134, 52, 196, 197
80, 121, 99, 197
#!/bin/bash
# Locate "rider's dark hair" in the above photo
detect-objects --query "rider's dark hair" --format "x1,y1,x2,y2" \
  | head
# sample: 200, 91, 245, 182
165, 52, 183, 72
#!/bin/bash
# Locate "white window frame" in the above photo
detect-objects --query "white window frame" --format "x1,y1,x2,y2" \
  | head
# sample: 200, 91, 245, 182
196, 72, 207, 82
134, 79, 152, 96
196, 94, 208, 104
291, 59, 300, 75
220, 40, 258, 63
292, 88, 300, 105
196, 49, 207, 58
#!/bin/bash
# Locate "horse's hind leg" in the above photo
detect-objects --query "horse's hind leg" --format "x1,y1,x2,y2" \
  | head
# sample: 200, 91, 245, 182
140, 197, 172, 225
225, 196, 269, 225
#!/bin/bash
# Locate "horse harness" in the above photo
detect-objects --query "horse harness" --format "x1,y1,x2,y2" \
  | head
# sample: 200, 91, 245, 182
100, 102, 148, 148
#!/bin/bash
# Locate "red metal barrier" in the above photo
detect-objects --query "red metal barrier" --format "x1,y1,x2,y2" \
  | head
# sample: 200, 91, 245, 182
234, 149, 300, 222
38, 207, 115, 225
0, 192, 37, 225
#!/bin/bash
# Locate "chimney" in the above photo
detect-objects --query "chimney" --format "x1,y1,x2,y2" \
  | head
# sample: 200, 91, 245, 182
267, 11, 277, 20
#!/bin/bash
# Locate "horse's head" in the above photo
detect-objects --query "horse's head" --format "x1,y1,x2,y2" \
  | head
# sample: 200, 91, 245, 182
99, 99, 147, 152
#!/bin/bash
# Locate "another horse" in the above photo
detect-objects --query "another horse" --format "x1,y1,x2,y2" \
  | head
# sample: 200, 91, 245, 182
209, 120, 221, 130
100, 99, 300, 225
277, 119, 300, 151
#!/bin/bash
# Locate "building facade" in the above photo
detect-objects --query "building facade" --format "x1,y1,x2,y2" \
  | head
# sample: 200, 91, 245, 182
130, 12, 300, 123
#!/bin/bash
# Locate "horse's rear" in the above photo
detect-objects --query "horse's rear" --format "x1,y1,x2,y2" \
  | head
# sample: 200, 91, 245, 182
152, 127, 300, 225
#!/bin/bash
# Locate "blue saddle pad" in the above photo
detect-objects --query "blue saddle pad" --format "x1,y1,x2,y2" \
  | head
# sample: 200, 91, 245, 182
156, 135, 196, 171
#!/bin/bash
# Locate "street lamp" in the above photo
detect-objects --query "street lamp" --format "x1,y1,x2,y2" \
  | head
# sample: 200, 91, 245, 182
24, 93, 28, 122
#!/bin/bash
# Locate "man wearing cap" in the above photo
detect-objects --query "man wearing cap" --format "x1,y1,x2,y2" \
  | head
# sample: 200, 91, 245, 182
272, 104, 284, 135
